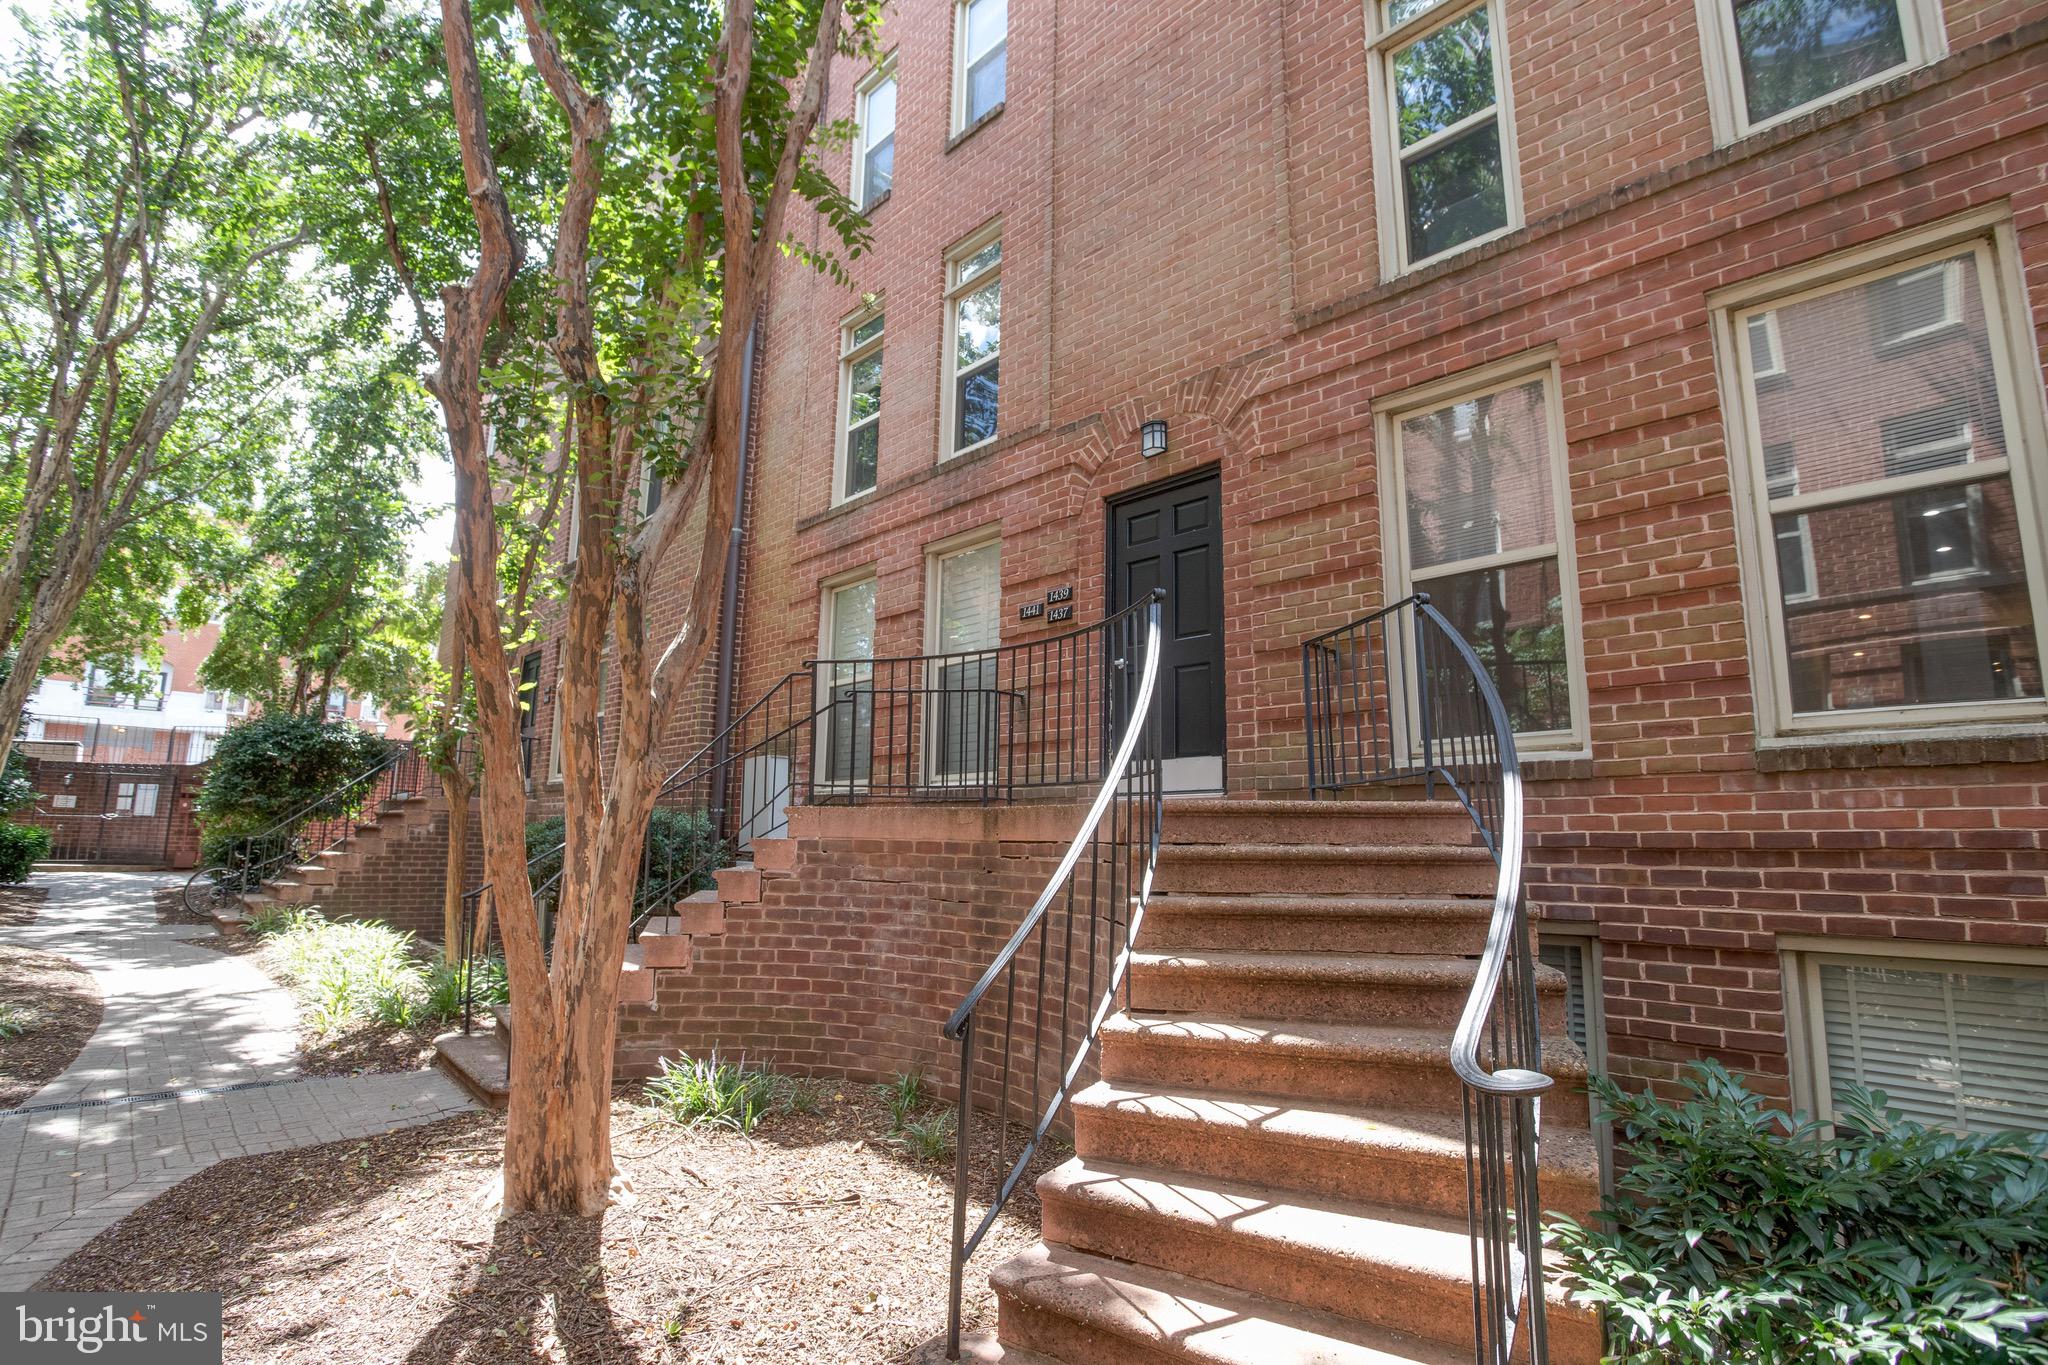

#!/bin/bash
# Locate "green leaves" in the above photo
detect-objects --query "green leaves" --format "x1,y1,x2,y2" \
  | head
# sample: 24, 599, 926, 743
1548, 1062, 2048, 1362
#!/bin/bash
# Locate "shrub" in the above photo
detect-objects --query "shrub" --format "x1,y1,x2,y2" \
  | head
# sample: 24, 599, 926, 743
523, 807, 724, 901
0, 1002, 28, 1039
0, 751, 34, 815
1549, 1062, 2048, 1363
252, 908, 496, 1034
644, 1052, 781, 1134
0, 822, 52, 883
194, 713, 395, 863
879, 1070, 931, 1131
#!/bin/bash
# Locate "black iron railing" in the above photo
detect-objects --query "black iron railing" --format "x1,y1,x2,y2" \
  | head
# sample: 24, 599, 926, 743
940, 591, 1166, 1358
211, 740, 470, 899
1302, 593, 1551, 1365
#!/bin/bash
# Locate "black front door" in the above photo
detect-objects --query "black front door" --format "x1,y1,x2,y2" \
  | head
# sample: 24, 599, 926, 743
1109, 470, 1225, 764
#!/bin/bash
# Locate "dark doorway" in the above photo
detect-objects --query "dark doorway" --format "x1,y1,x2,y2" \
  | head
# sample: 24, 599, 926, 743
1108, 469, 1225, 789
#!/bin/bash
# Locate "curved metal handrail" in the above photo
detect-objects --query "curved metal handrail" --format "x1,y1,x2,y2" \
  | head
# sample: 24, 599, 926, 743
941, 590, 1166, 1357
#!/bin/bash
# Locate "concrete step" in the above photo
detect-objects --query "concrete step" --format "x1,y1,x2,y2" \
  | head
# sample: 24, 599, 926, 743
1035, 1159, 1601, 1357
619, 943, 654, 1004
1141, 893, 1491, 955
714, 863, 761, 904
1070, 1081, 1600, 1223
1163, 798, 1477, 847
664, 891, 726, 935
1155, 843, 1497, 897
991, 1241, 1466, 1365
638, 918, 694, 969
289, 864, 337, 886
1097, 1012, 1593, 1128
491, 1002, 513, 1042
1129, 950, 1566, 1033
750, 836, 795, 873
434, 1029, 509, 1110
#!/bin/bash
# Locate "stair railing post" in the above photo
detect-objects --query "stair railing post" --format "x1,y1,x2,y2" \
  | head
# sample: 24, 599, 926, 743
947, 1012, 975, 1361
1301, 640, 1319, 798
1413, 597, 1436, 800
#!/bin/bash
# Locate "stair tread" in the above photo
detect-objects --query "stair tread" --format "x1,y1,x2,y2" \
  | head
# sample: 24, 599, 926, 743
1132, 948, 1556, 989
1147, 893, 1491, 915
1072, 1080, 1601, 1185
1042, 1156, 1473, 1266
1102, 1011, 1591, 1082
1163, 842, 1494, 862
993, 1241, 1466, 1365
1166, 798, 1469, 819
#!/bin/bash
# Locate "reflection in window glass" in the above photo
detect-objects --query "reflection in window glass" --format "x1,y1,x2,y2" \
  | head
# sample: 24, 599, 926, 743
859, 74, 896, 206
1389, 6, 1507, 265
1740, 247, 2042, 718
1425, 560, 1572, 735
842, 314, 883, 500
1733, 0, 1908, 125
948, 241, 1002, 455
962, 0, 1006, 125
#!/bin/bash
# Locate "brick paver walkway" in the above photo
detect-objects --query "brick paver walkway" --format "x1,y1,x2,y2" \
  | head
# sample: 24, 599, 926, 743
0, 870, 476, 1289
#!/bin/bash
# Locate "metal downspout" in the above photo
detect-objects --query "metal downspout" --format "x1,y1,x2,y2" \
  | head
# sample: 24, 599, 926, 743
707, 321, 759, 823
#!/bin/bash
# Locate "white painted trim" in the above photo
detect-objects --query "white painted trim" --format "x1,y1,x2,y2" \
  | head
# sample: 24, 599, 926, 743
951, 0, 1008, 136
853, 56, 898, 210
1693, 0, 1946, 147
940, 222, 1004, 463
834, 300, 886, 506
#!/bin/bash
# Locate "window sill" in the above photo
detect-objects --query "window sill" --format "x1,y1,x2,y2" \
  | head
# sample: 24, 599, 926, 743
795, 421, 1050, 533
1755, 727, 2048, 774
860, 189, 892, 217
946, 102, 1004, 154
1521, 753, 1594, 782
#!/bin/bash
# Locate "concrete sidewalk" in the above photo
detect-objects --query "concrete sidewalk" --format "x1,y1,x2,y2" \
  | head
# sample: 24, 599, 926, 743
0, 870, 475, 1289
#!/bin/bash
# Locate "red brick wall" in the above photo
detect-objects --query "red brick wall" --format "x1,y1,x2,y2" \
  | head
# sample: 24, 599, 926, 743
530, 5, 2048, 1105
618, 803, 1094, 1120
19, 759, 204, 868
310, 806, 486, 943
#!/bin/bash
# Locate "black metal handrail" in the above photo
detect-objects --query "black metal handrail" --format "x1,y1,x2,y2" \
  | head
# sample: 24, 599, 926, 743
1302, 593, 1551, 1365
940, 590, 1166, 1358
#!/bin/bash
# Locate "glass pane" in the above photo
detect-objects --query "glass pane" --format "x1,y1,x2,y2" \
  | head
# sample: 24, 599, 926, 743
1417, 557, 1573, 734
1747, 312, 1781, 374
955, 279, 1001, 368
829, 579, 876, 659
851, 313, 884, 347
1872, 262, 1957, 345
1750, 252, 2006, 500
1403, 120, 1507, 262
864, 76, 897, 141
864, 135, 893, 204
1776, 517, 1814, 599
958, 239, 1002, 286
1778, 477, 2042, 713
1393, 7, 1495, 149
967, 0, 1006, 59
935, 656, 1000, 779
1401, 378, 1554, 572
848, 350, 882, 424
845, 421, 878, 497
1385, 0, 1454, 25
958, 360, 999, 448
967, 46, 1006, 122
938, 541, 1001, 652
1734, 0, 1908, 125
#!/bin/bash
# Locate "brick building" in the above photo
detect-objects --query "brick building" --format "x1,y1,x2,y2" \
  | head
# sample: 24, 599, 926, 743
512, 0, 2048, 1148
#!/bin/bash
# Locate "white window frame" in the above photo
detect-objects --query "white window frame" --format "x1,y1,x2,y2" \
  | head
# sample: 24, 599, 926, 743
1746, 310, 1786, 379
815, 569, 880, 797
1376, 349, 1589, 753
1694, 0, 1947, 146
923, 527, 1003, 787
1364, 0, 1524, 279
835, 302, 885, 505
115, 780, 159, 818
1711, 210, 2048, 744
1781, 935, 2048, 1135
853, 58, 898, 210
639, 458, 663, 518
952, 0, 1007, 135
545, 656, 606, 785
1763, 443, 1819, 604
942, 222, 1003, 461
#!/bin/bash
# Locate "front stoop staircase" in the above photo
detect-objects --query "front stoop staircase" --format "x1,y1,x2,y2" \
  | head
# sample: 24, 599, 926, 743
211, 791, 443, 936
983, 797, 1604, 1365
430, 835, 795, 1108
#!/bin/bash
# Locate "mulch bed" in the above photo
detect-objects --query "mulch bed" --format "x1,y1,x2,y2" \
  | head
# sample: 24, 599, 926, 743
0, 942, 102, 1108
0, 883, 50, 925
42, 1085, 1055, 1363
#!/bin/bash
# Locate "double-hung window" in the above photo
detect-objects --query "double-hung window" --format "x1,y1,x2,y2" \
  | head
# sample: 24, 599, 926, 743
1368, 0, 1522, 274
1719, 221, 2048, 734
927, 535, 1002, 784
855, 62, 897, 209
1380, 355, 1585, 747
944, 229, 1002, 458
838, 308, 884, 502
818, 575, 877, 792
1698, 0, 1946, 142
954, 0, 1006, 131
1787, 942, 2048, 1136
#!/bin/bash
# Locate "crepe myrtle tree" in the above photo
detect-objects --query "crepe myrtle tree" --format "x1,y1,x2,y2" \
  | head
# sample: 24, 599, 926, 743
341, 0, 878, 1214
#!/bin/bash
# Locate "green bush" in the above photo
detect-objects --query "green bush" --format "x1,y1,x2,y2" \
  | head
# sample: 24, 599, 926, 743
194, 713, 395, 863
523, 807, 724, 901
252, 908, 502, 1034
0, 751, 34, 815
0, 822, 52, 883
644, 1051, 781, 1133
1550, 1062, 2048, 1363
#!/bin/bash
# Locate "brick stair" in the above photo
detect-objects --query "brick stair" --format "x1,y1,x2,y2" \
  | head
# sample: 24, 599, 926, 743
984, 796, 1603, 1364
214, 792, 443, 936
433, 832, 795, 1095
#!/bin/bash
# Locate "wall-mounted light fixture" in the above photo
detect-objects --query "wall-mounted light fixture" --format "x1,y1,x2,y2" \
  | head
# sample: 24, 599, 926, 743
1140, 419, 1168, 459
